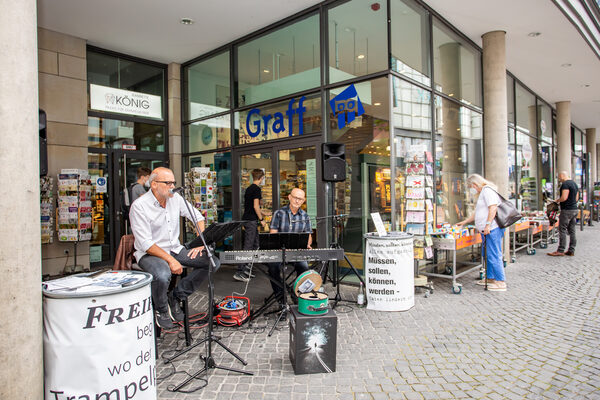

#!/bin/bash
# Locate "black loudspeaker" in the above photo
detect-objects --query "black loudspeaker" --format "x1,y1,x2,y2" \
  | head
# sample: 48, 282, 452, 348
39, 109, 48, 176
322, 142, 346, 182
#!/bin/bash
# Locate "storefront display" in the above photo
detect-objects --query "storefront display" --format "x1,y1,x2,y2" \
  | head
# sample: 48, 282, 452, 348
398, 149, 434, 260
57, 169, 93, 242
40, 176, 54, 244
184, 167, 219, 227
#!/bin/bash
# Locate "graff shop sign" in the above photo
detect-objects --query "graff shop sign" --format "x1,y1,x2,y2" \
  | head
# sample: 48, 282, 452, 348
90, 84, 162, 120
245, 96, 308, 138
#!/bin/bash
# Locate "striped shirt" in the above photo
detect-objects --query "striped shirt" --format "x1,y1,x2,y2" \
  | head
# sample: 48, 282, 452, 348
270, 205, 312, 234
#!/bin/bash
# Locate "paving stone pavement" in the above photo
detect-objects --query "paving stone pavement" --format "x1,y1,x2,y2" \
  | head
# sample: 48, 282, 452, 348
155, 224, 600, 399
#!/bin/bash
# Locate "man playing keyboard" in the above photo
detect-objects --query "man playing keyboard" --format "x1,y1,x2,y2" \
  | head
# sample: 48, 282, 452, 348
268, 188, 312, 309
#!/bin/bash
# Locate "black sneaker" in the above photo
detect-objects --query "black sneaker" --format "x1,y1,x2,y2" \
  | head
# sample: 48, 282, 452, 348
564, 250, 575, 256
155, 311, 175, 329
168, 292, 185, 322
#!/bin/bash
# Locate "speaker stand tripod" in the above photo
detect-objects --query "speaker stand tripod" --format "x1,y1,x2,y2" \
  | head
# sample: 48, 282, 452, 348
322, 183, 365, 309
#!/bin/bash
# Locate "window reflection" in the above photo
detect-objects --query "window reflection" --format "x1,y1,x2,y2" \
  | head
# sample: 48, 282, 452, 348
237, 15, 320, 106
186, 51, 230, 120
328, 78, 390, 255
433, 20, 482, 109
515, 83, 535, 135
328, 0, 388, 84
391, 0, 430, 85
87, 117, 165, 151
516, 131, 538, 211
185, 114, 231, 153
434, 96, 483, 225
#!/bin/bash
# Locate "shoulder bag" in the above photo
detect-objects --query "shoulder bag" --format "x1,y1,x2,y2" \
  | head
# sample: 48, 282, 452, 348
484, 186, 522, 229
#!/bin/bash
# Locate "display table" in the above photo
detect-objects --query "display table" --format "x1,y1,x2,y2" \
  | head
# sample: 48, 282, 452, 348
509, 220, 530, 262
427, 233, 482, 294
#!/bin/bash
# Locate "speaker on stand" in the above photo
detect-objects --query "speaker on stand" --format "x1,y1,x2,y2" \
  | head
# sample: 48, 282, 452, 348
320, 143, 365, 307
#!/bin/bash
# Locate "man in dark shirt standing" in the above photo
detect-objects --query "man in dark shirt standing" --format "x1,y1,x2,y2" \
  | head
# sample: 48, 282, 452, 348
548, 171, 579, 256
234, 169, 269, 282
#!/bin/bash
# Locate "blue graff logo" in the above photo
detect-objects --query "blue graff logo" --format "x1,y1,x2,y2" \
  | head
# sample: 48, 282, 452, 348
330, 84, 365, 129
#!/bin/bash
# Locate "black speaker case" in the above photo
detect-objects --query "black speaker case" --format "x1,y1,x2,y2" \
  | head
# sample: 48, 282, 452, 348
288, 305, 337, 375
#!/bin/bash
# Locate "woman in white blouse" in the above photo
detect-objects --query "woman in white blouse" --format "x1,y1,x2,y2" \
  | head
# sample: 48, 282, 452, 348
457, 174, 507, 292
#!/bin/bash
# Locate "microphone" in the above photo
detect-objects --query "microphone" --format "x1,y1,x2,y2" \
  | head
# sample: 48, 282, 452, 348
169, 187, 185, 194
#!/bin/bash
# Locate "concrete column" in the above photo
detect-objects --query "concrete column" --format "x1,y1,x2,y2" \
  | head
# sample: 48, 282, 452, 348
0, 0, 44, 398
482, 31, 509, 196
168, 63, 182, 183
482, 31, 510, 260
586, 128, 596, 184
556, 101, 571, 176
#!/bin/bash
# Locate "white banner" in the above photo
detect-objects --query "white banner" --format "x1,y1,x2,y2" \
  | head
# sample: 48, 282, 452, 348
90, 84, 162, 119
43, 277, 156, 400
364, 234, 414, 311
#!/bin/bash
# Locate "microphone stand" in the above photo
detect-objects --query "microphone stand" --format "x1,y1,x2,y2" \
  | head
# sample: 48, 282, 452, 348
167, 190, 252, 391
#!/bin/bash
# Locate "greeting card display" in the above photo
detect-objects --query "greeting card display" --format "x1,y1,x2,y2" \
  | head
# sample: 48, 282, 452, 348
184, 167, 219, 227
399, 150, 435, 260
57, 169, 92, 242
41, 176, 54, 244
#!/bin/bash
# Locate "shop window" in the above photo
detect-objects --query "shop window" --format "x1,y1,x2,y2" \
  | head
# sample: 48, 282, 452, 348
516, 131, 539, 211
432, 20, 482, 110
434, 96, 483, 225
538, 102, 552, 143
328, 0, 388, 84
87, 50, 164, 120
185, 114, 231, 153
508, 127, 516, 201
390, 0, 430, 85
237, 14, 320, 106
507, 75, 515, 125
392, 77, 433, 243
540, 143, 554, 201
327, 77, 390, 257
87, 117, 165, 152
184, 152, 233, 250
234, 93, 321, 145
573, 128, 583, 155
185, 51, 230, 121
515, 83, 535, 136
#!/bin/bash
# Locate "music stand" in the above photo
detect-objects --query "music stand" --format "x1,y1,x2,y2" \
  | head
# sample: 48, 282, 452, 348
166, 220, 253, 391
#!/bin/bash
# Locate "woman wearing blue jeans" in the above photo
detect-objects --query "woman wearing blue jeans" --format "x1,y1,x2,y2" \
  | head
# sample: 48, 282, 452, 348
456, 174, 507, 292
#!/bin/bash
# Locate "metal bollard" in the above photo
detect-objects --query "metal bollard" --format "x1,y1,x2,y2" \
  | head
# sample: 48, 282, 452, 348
589, 204, 593, 227
580, 204, 584, 231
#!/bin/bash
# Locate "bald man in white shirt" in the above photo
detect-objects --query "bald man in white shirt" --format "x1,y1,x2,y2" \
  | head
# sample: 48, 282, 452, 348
129, 167, 219, 329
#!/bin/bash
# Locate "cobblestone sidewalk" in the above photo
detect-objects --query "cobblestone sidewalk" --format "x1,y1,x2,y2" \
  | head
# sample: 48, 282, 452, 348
155, 224, 600, 399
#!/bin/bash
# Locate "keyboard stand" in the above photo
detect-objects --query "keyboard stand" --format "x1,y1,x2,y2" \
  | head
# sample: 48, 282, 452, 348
249, 259, 296, 322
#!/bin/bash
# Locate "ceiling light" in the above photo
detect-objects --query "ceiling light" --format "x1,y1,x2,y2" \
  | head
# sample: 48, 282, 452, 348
448, 93, 454, 97
357, 54, 365, 59
263, 69, 270, 73
180, 18, 194, 25
561, 63, 572, 67
374, 102, 381, 106
528, 32, 541, 37
581, 84, 590, 88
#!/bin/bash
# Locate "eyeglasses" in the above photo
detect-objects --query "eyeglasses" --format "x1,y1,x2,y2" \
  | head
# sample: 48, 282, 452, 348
155, 180, 176, 186
290, 195, 305, 202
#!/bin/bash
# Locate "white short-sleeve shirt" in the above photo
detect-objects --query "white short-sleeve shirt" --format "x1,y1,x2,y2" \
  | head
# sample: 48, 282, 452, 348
474, 186, 501, 232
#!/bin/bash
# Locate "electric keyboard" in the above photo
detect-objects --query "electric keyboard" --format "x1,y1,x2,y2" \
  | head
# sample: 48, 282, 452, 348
219, 248, 344, 264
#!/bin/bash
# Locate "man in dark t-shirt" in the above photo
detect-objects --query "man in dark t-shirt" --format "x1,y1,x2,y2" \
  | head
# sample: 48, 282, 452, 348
548, 171, 579, 257
234, 168, 269, 282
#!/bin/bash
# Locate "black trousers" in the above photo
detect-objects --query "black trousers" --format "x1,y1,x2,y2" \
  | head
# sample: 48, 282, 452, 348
238, 220, 260, 273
